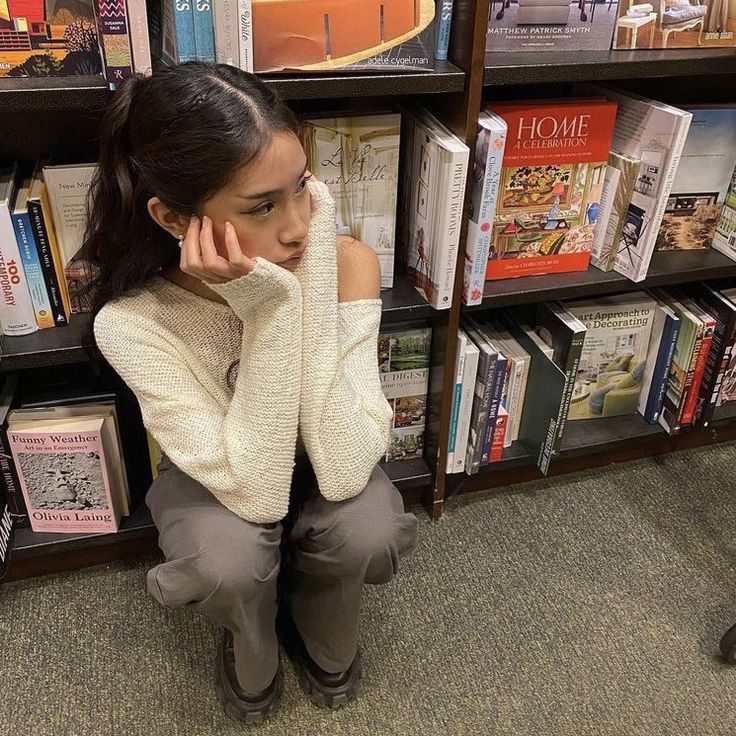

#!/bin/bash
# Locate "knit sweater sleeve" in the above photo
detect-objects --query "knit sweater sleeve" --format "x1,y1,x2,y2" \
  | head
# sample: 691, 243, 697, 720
93, 258, 302, 524
296, 180, 392, 501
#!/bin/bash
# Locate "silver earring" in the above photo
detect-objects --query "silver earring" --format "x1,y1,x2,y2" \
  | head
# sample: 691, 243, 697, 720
177, 234, 184, 244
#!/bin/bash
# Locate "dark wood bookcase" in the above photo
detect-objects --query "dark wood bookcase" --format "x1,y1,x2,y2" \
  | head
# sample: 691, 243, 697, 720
2, 1, 736, 581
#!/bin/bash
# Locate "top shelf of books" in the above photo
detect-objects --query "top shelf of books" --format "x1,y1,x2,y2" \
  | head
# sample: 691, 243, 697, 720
0, 62, 465, 113
484, 49, 736, 87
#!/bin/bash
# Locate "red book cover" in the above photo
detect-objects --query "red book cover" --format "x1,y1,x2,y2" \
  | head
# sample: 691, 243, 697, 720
490, 406, 508, 463
484, 100, 617, 281
681, 315, 716, 426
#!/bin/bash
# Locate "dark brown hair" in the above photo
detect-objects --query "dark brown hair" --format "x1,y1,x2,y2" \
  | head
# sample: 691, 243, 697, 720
81, 61, 298, 316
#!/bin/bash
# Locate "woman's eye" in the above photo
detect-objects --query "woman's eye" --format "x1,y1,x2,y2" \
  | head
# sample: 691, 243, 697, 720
250, 202, 275, 217
296, 174, 313, 194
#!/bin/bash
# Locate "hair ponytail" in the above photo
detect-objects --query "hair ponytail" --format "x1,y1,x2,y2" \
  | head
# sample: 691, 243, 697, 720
80, 62, 298, 321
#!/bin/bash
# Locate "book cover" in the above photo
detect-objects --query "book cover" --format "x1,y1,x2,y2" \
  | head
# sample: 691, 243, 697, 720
435, 0, 453, 59
711, 165, 736, 257
95, 0, 133, 85
252, 0, 436, 72
612, 0, 736, 49
587, 86, 692, 282
566, 293, 657, 420
450, 333, 479, 474
378, 325, 431, 463
490, 406, 508, 463
590, 150, 640, 272
484, 99, 617, 280
656, 106, 736, 251
237, 0, 253, 70
0, 481, 11, 581
678, 296, 716, 425
487, 0, 617, 53
446, 330, 467, 472
192, 0, 215, 61
0, 0, 103, 78
213, 0, 238, 64
127, 0, 153, 73
42, 162, 97, 314
301, 114, 401, 290
715, 287, 736, 413
0, 375, 27, 529
172, 0, 197, 61
0, 165, 38, 336
463, 111, 507, 306
7, 416, 121, 534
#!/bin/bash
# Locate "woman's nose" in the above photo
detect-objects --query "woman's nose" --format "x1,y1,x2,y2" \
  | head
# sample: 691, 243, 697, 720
279, 202, 309, 245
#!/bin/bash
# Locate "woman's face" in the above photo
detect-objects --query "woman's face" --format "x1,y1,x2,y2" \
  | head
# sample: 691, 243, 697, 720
199, 131, 313, 270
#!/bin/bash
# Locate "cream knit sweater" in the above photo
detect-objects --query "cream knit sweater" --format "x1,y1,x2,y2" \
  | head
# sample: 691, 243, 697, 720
94, 181, 393, 524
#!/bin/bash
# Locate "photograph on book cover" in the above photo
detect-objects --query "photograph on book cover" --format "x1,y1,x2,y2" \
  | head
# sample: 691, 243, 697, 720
612, 0, 736, 49
486, 0, 618, 52
0, 0, 103, 78
713, 165, 736, 256
252, 0, 436, 72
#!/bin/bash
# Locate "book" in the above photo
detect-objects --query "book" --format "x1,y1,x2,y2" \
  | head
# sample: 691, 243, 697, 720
655, 106, 736, 252
27, 169, 72, 327
0, 375, 27, 529
716, 287, 736, 413
172, 0, 197, 61
450, 333, 480, 474
7, 415, 124, 534
378, 325, 431, 463
237, 0, 254, 70
0, 165, 37, 336
251, 0, 436, 72
0, 0, 103, 78
127, 0, 153, 73
42, 162, 97, 314
435, 0, 453, 60
711, 165, 736, 258
484, 99, 617, 280
446, 330, 467, 472
213, 0, 238, 64
486, 0, 617, 53
590, 150, 640, 272
301, 114, 401, 290
490, 406, 508, 463
585, 86, 692, 282
95, 0, 134, 86
638, 300, 681, 424
148, 0, 180, 65
684, 284, 736, 428
612, 0, 736, 49
401, 107, 470, 309
10, 175, 55, 330
0, 478, 11, 581
192, 0, 215, 61
463, 111, 507, 306
565, 293, 657, 421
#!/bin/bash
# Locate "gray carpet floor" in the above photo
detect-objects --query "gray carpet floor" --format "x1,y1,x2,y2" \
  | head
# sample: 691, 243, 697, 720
3, 443, 736, 736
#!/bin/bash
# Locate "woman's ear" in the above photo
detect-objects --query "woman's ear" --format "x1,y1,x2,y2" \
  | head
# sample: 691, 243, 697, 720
147, 197, 190, 239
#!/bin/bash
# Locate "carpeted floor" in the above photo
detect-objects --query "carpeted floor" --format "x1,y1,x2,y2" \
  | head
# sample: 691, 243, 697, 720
3, 443, 736, 736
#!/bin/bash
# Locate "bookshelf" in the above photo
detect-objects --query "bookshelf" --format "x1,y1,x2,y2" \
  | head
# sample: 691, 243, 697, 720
3, 0, 736, 580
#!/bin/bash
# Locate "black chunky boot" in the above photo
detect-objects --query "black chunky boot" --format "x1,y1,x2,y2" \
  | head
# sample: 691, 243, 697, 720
214, 628, 283, 724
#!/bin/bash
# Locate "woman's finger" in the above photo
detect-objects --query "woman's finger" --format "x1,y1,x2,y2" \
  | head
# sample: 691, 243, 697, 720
180, 215, 201, 272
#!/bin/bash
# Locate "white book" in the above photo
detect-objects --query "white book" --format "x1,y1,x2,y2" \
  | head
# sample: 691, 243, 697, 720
446, 331, 467, 472
0, 165, 37, 336
589, 165, 620, 271
127, 0, 153, 74
237, 0, 253, 71
452, 336, 480, 474
213, 0, 239, 65
586, 87, 692, 282
463, 111, 507, 307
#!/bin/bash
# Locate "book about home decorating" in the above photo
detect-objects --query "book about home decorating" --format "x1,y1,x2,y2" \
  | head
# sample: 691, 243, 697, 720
484, 99, 617, 280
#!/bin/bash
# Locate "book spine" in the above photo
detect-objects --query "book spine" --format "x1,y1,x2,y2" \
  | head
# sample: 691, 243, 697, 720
551, 332, 585, 451
237, 0, 253, 71
96, 0, 134, 85
435, 152, 467, 310
463, 119, 506, 307
446, 333, 466, 473
681, 322, 714, 426
213, 0, 239, 65
480, 354, 505, 467
192, 0, 215, 62
0, 204, 37, 337
464, 346, 495, 475
434, 0, 454, 61
506, 358, 524, 446
0, 425, 27, 528
696, 313, 736, 428
644, 317, 680, 424
453, 347, 479, 474
11, 212, 55, 330
632, 117, 692, 282
0, 497, 11, 580
26, 201, 69, 327
490, 409, 508, 463
126, 0, 153, 73
172, 0, 197, 61
676, 326, 703, 425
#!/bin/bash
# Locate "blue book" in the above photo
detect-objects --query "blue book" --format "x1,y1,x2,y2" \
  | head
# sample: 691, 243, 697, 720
173, 0, 197, 62
642, 304, 681, 424
192, 0, 215, 61
434, 0, 454, 61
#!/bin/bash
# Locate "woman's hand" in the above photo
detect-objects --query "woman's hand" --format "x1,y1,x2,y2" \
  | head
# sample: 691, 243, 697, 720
180, 215, 257, 284
336, 235, 381, 302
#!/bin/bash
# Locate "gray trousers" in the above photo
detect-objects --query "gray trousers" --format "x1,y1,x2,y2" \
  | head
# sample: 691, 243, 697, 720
144, 455, 418, 694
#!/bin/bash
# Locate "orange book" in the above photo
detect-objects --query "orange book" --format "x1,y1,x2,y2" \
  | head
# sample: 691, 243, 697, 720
484, 100, 617, 281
